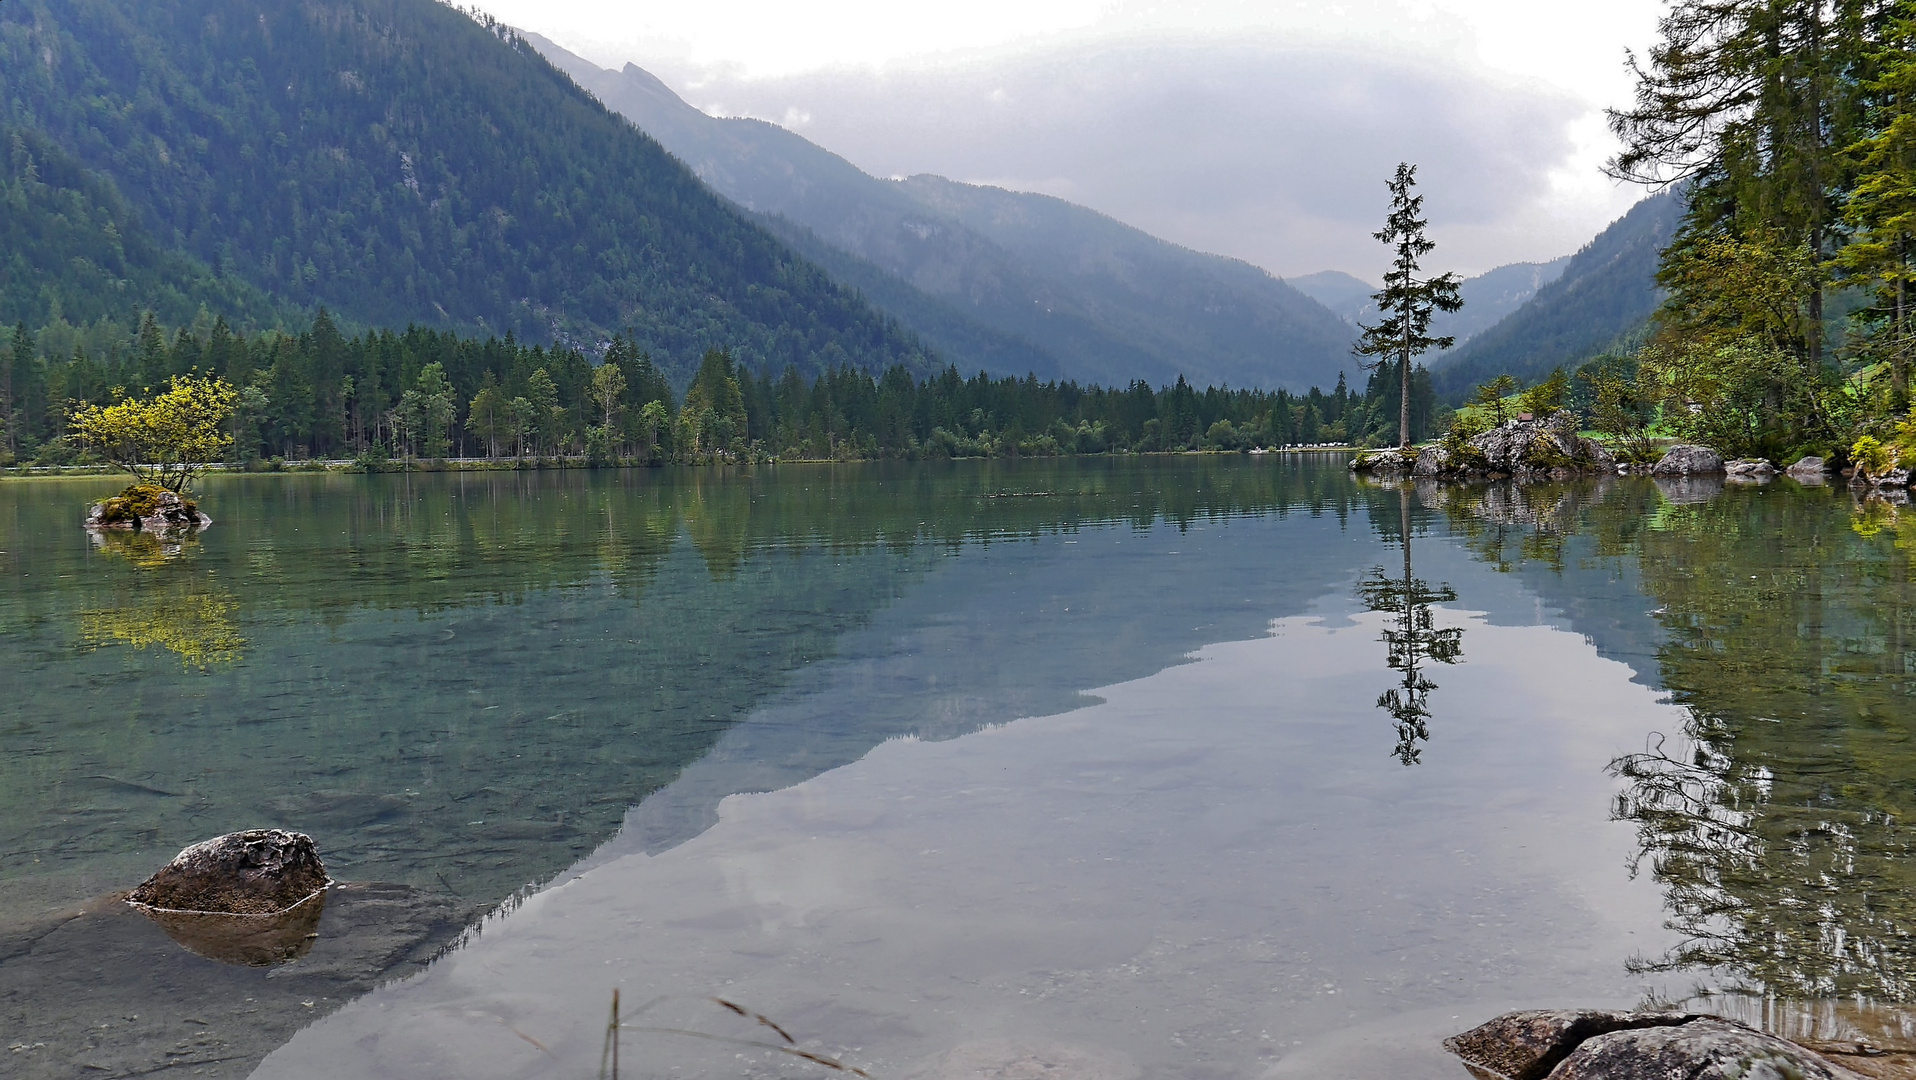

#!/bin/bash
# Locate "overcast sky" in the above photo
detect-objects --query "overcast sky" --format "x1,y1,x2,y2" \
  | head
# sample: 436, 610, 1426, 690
469, 0, 1667, 280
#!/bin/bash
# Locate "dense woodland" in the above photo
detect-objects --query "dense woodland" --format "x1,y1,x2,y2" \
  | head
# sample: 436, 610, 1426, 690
0, 0, 936, 386
0, 312, 1435, 466
1585, 0, 1916, 467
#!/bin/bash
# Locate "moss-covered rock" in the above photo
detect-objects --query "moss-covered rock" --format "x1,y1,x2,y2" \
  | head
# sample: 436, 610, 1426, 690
86, 484, 209, 531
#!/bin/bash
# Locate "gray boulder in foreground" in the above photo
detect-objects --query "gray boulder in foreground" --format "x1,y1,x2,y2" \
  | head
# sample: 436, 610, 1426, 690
1653, 444, 1725, 476
127, 829, 329, 915
1447, 1011, 1867, 1080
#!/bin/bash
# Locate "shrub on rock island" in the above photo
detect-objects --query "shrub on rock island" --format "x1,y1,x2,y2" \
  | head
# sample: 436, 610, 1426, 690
69, 375, 239, 492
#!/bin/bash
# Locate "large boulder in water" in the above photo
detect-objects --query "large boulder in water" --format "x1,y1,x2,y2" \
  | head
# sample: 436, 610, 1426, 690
1348, 447, 1415, 476
1466, 413, 1610, 478
1553, 1019, 1865, 1080
1652, 443, 1725, 476
1444, 1010, 1702, 1080
1446, 1011, 1867, 1080
1412, 445, 1450, 477
127, 829, 329, 915
1787, 455, 1831, 483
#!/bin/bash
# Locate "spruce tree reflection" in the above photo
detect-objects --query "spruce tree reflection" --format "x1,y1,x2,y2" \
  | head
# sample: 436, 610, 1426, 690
1358, 486, 1463, 765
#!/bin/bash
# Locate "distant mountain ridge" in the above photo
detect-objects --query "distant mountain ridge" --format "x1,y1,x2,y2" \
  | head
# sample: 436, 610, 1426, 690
1288, 257, 1572, 344
534, 35, 1359, 391
1430, 191, 1682, 399
0, 0, 936, 386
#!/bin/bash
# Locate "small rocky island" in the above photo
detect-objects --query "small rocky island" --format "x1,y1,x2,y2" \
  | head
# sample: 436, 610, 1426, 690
1350, 412, 1830, 483
85, 483, 213, 533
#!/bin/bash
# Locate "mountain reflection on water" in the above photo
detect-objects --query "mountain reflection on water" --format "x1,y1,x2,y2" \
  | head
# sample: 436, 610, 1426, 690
5, 460, 1916, 1078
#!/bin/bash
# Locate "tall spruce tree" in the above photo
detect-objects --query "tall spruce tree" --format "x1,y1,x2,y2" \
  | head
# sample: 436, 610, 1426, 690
1355, 164, 1463, 449
1608, 0, 1876, 373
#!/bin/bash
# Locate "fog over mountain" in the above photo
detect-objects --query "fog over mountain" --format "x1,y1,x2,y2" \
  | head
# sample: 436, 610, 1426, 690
536, 34, 1361, 391
608, 34, 1619, 281
1290, 257, 1573, 343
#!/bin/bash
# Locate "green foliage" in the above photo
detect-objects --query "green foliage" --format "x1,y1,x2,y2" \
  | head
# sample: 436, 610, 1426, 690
1852, 434, 1895, 479
1470, 374, 1518, 427
1516, 368, 1570, 416
678, 350, 749, 456
0, 127, 286, 332
6, 310, 1434, 465
69, 373, 238, 490
1638, 337, 1815, 460
1579, 359, 1661, 464
0, 0, 934, 385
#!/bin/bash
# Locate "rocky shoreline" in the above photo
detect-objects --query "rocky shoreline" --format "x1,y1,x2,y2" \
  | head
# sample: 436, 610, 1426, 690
1350, 412, 1855, 487
1446, 1009, 1916, 1080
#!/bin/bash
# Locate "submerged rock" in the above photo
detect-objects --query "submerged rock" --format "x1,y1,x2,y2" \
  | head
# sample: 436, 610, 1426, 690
1654, 474, 1727, 505
127, 829, 329, 915
1447, 1011, 1868, 1080
1652, 444, 1725, 476
137, 890, 327, 966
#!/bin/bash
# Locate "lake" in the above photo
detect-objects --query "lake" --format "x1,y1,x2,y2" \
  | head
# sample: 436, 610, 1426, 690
3, 457, 1913, 1079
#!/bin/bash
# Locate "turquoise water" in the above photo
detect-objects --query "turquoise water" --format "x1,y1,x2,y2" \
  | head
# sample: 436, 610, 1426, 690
3, 459, 1914, 1078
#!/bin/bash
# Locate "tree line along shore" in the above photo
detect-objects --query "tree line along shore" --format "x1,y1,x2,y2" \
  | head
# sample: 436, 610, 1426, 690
0, 311, 1441, 469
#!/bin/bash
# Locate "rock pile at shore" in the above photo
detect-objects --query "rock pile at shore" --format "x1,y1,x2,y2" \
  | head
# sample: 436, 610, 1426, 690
1446, 1010, 1880, 1080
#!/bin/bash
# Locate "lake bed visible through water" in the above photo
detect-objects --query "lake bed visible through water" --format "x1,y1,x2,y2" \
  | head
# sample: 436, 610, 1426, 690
3, 458, 1913, 1078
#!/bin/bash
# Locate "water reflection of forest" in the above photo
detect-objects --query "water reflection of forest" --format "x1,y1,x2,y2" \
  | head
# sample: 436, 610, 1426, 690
1429, 475, 1916, 1001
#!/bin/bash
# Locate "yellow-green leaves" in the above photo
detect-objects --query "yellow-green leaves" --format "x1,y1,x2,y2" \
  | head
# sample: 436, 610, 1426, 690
70, 374, 239, 491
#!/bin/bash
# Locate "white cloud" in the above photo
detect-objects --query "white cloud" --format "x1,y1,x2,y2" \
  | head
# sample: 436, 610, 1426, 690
473, 0, 1667, 276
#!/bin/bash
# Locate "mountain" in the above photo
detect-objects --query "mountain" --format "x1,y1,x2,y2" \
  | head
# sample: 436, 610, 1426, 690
535, 36, 1358, 391
2, 125, 287, 331
1286, 271, 1377, 325
1430, 190, 1683, 399
0, 0, 936, 384
1288, 257, 1571, 344
1444, 258, 1573, 342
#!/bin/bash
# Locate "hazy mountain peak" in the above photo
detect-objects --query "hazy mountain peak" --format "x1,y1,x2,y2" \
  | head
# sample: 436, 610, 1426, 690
530, 36, 1359, 391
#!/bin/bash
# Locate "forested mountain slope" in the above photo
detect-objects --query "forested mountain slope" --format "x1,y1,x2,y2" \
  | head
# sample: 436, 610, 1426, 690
2, 125, 287, 330
535, 36, 1358, 391
1430, 190, 1682, 399
0, 0, 937, 384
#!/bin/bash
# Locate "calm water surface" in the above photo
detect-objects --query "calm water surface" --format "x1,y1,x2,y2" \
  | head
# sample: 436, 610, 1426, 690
2, 458, 1913, 1079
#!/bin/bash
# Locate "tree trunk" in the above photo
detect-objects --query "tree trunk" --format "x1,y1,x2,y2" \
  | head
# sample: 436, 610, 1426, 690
1896, 239, 1908, 401
1399, 353, 1412, 449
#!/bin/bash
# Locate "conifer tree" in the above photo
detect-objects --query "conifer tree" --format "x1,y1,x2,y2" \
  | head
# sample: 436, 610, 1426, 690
1355, 164, 1463, 449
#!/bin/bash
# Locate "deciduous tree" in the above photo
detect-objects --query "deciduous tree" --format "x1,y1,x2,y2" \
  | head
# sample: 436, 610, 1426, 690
70, 374, 238, 490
